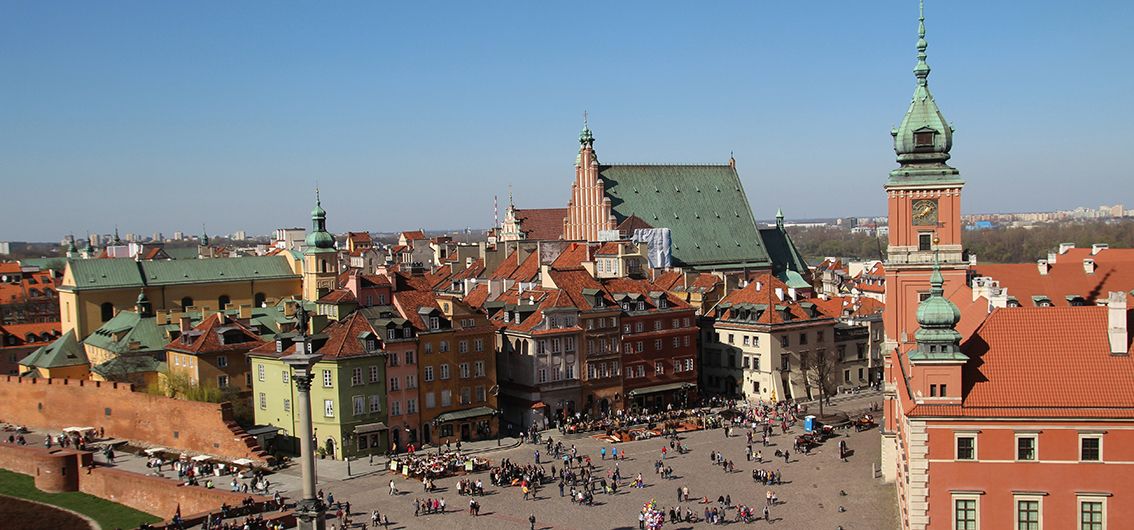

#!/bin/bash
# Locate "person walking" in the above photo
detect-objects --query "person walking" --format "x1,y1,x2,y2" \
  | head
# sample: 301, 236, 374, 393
763, 505, 770, 523
390, 479, 398, 496
529, 512, 537, 530
600, 447, 606, 460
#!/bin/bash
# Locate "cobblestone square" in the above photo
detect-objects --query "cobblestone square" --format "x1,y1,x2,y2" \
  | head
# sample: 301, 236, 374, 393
312, 396, 897, 530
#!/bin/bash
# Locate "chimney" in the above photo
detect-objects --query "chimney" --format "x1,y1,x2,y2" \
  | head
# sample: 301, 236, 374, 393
774, 287, 784, 300
1084, 258, 1097, 275
1058, 242, 1075, 254
1092, 243, 1109, 255
1037, 259, 1050, 275
1047, 251, 1057, 264
155, 311, 169, 326
284, 300, 297, 317
1108, 291, 1128, 355
238, 304, 252, 319
787, 287, 797, 301
179, 316, 193, 332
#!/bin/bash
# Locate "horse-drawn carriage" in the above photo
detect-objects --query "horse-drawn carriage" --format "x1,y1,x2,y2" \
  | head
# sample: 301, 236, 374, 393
855, 414, 876, 432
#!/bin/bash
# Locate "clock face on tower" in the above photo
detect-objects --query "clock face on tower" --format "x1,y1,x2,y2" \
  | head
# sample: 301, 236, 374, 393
912, 199, 939, 226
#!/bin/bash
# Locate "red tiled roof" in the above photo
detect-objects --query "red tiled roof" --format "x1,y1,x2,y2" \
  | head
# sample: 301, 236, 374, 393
594, 241, 628, 255
315, 311, 380, 359
0, 263, 21, 275
547, 269, 611, 310
451, 259, 486, 281
690, 273, 722, 291
616, 215, 653, 234
166, 313, 265, 354
400, 230, 426, 242
513, 208, 566, 241
317, 289, 357, 304
958, 307, 1134, 414
0, 322, 62, 346
510, 252, 540, 282
550, 243, 589, 270
809, 295, 883, 319
713, 273, 827, 324
973, 252, 1134, 307
602, 277, 693, 311
464, 284, 490, 309
652, 270, 684, 291
392, 290, 441, 330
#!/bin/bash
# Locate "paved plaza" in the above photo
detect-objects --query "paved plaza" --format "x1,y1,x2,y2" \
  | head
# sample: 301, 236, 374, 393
306, 395, 897, 530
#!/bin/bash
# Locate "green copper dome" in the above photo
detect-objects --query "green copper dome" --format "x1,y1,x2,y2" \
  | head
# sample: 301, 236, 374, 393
305, 189, 336, 253
910, 253, 966, 362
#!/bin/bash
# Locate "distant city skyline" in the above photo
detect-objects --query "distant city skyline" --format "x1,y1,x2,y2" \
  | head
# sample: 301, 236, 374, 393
2, 1, 1132, 241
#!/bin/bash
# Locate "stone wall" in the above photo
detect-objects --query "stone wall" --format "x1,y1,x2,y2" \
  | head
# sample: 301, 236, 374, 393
0, 376, 266, 462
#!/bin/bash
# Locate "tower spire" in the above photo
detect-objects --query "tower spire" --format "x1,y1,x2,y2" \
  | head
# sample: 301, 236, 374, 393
914, 0, 931, 85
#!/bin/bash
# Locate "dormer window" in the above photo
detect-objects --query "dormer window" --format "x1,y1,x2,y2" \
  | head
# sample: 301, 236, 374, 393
658, 298, 668, 309
914, 128, 936, 147
429, 316, 440, 330
636, 301, 645, 311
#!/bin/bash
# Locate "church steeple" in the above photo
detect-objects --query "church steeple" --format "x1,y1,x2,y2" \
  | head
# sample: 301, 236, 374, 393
304, 188, 335, 253
302, 188, 338, 301
889, 0, 959, 183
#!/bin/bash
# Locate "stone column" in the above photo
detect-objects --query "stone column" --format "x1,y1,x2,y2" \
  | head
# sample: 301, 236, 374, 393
284, 350, 326, 530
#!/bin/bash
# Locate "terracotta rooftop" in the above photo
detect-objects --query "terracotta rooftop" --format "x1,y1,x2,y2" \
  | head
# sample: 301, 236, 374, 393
907, 306, 1134, 419
166, 313, 265, 354
972, 248, 1134, 307
513, 208, 567, 241
550, 243, 590, 270
712, 273, 828, 324
314, 311, 381, 359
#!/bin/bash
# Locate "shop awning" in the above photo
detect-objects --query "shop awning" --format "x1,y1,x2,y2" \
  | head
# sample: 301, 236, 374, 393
354, 422, 389, 434
627, 382, 694, 397
434, 406, 498, 423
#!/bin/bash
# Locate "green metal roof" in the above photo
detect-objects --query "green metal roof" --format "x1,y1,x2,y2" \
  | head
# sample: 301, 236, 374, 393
83, 311, 169, 354
91, 356, 165, 378
163, 247, 201, 260
599, 164, 770, 269
759, 226, 809, 277
62, 256, 299, 291
20, 331, 88, 368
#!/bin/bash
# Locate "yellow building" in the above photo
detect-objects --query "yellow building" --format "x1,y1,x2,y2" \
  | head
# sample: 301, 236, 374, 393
59, 255, 302, 340
302, 191, 340, 301
18, 330, 91, 379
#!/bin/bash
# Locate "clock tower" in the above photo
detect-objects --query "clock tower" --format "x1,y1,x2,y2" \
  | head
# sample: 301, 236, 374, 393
883, 0, 967, 359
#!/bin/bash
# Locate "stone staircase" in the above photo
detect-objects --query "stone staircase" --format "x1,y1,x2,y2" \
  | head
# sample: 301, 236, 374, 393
224, 419, 274, 464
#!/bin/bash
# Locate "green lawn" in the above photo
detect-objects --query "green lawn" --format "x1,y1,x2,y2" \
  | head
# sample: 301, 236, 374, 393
0, 468, 161, 530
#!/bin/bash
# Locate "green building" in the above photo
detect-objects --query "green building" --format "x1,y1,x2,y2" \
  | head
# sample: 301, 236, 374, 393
248, 311, 389, 460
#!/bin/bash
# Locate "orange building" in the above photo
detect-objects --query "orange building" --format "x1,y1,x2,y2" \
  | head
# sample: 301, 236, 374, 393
881, 4, 1134, 530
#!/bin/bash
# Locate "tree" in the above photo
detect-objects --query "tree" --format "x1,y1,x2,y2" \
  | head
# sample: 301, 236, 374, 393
799, 348, 839, 418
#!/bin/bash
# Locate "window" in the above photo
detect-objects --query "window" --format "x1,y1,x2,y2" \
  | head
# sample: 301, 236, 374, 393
217, 355, 229, 368
474, 338, 484, 352
654, 339, 663, 351
406, 398, 417, 413
955, 435, 976, 461
1016, 498, 1040, 530
781, 336, 789, 348
635, 322, 644, 333
406, 374, 417, 388
322, 369, 333, 388
257, 364, 265, 381
351, 367, 363, 386
655, 361, 664, 375
440, 364, 450, 380
953, 496, 978, 530
389, 377, 400, 391
914, 130, 935, 147
538, 369, 547, 383
258, 392, 267, 410
751, 356, 759, 371
460, 387, 471, 405
1080, 435, 1102, 462
743, 336, 750, 346
324, 399, 335, 418
1016, 435, 1037, 461
388, 352, 399, 366
799, 333, 808, 345
424, 342, 433, 354
459, 340, 468, 353
405, 351, 414, 364
353, 396, 365, 416
474, 360, 485, 377
930, 384, 937, 397
425, 392, 435, 409
459, 362, 470, 379
441, 389, 452, 407
217, 375, 229, 388
728, 334, 735, 345
475, 385, 486, 403
440, 340, 450, 352
429, 316, 440, 329
369, 365, 380, 383
919, 232, 933, 251
369, 395, 382, 413
180, 297, 193, 311
424, 366, 434, 382
218, 295, 231, 309
283, 399, 290, 412
637, 365, 645, 378
1079, 497, 1105, 530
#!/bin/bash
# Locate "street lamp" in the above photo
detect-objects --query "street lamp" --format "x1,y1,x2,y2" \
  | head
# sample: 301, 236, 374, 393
282, 340, 325, 530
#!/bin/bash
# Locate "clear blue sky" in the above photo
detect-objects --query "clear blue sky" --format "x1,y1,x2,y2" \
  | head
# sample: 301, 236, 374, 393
3, 1, 1132, 241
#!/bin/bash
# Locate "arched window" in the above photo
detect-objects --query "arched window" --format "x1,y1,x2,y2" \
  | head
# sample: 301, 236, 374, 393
218, 295, 231, 310
25, 333, 37, 343
254, 292, 266, 308
321, 259, 328, 273
181, 297, 194, 311
41, 333, 52, 341
100, 302, 115, 322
